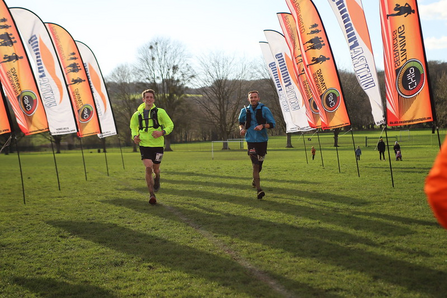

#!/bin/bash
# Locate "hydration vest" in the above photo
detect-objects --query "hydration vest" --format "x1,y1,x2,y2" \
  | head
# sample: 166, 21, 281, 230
138, 107, 160, 132
245, 105, 266, 129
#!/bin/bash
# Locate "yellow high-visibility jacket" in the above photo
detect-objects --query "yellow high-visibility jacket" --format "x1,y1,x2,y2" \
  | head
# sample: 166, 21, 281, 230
130, 103, 174, 148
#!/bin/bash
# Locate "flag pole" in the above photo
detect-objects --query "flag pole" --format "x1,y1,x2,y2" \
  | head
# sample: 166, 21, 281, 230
50, 136, 61, 190
317, 131, 324, 169
335, 143, 341, 173
102, 139, 110, 176
435, 125, 441, 149
384, 126, 395, 188
79, 138, 88, 181
117, 135, 125, 170
0, 84, 26, 203
302, 133, 309, 164
14, 133, 26, 204
412, 0, 441, 149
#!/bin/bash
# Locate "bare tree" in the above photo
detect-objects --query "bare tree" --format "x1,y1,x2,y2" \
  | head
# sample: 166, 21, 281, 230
427, 61, 447, 128
433, 71, 447, 127
136, 37, 195, 151
339, 70, 374, 129
192, 52, 254, 149
106, 63, 142, 152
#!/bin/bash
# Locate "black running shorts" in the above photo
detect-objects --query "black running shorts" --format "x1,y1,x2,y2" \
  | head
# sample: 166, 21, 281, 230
247, 142, 267, 164
139, 146, 164, 164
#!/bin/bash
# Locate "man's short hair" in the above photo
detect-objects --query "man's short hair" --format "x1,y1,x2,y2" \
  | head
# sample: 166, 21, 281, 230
248, 90, 259, 97
142, 89, 156, 98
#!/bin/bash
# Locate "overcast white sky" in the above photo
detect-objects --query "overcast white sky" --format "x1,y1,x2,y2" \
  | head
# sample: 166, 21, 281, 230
5, 0, 447, 77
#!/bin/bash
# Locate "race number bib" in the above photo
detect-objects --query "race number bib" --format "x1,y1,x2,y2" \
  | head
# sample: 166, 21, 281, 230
155, 153, 163, 162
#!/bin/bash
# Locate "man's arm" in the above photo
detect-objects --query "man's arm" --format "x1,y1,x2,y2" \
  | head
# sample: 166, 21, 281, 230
159, 109, 174, 135
129, 112, 139, 139
263, 106, 276, 129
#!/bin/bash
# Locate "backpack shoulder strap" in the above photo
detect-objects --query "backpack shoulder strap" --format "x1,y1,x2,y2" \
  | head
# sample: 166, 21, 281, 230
138, 110, 151, 132
244, 106, 251, 129
138, 113, 144, 131
150, 107, 160, 129
256, 105, 266, 125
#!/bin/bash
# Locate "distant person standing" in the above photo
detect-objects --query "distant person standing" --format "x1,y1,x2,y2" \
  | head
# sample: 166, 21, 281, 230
311, 146, 316, 160
239, 90, 275, 200
378, 138, 386, 161
355, 146, 362, 160
393, 141, 401, 153
130, 89, 174, 205
394, 141, 401, 154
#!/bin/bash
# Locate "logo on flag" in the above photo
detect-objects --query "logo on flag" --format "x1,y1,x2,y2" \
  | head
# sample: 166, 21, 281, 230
19, 90, 38, 116
322, 88, 341, 112
396, 59, 425, 98
79, 104, 94, 123
309, 98, 319, 115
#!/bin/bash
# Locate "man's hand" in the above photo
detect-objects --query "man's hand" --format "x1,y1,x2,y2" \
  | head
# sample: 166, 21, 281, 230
133, 134, 141, 144
152, 130, 164, 138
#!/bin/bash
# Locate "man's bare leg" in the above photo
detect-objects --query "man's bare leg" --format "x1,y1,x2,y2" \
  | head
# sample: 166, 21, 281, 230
143, 159, 157, 204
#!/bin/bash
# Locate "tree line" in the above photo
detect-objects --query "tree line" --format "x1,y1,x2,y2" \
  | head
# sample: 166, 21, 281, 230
108, 37, 447, 151
2, 37, 447, 152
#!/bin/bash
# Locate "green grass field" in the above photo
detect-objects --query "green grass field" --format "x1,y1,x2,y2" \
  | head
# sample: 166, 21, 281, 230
1, 129, 447, 297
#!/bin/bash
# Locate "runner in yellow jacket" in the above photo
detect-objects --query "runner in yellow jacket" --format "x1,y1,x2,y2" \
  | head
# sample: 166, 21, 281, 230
130, 89, 174, 205
425, 137, 447, 229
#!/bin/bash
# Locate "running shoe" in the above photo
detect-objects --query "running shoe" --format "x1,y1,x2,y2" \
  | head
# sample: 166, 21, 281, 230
149, 194, 157, 205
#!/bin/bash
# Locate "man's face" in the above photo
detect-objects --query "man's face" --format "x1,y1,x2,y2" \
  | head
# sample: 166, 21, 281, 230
248, 92, 260, 106
143, 92, 155, 106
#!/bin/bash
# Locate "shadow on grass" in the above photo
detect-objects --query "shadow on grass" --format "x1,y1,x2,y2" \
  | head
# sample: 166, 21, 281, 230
128, 177, 414, 237
161, 170, 366, 206
12, 276, 117, 298
165, 170, 319, 186
365, 165, 432, 174
129, 177, 367, 208
351, 210, 437, 227
104, 198, 447, 297
46, 220, 337, 298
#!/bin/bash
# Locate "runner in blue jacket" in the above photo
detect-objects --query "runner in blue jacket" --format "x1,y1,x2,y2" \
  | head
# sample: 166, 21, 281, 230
238, 90, 275, 200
